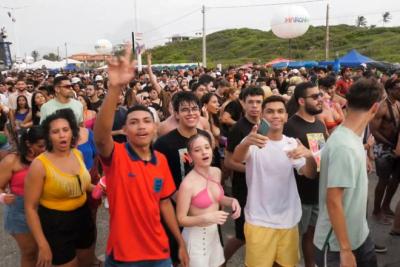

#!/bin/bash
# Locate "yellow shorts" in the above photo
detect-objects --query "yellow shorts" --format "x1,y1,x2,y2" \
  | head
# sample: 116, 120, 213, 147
244, 222, 299, 267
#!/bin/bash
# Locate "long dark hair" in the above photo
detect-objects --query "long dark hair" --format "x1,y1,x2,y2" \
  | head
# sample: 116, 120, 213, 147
41, 108, 79, 151
201, 93, 220, 127
31, 91, 47, 126
18, 126, 45, 165
16, 95, 30, 113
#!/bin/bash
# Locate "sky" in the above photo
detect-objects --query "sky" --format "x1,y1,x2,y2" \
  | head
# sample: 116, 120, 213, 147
1, 0, 400, 59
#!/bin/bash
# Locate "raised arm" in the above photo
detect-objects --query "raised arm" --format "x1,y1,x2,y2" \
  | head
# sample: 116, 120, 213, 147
147, 53, 162, 94
94, 44, 135, 158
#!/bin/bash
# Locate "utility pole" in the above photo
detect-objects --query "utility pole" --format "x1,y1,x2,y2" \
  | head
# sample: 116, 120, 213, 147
57, 46, 60, 60
325, 2, 330, 61
64, 42, 68, 64
202, 5, 206, 68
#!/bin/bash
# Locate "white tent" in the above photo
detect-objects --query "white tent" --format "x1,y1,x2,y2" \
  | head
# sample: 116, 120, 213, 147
59, 58, 83, 65
27, 59, 64, 69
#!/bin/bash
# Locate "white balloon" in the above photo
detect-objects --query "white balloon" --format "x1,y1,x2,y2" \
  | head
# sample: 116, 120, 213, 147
94, 39, 113, 54
271, 5, 310, 39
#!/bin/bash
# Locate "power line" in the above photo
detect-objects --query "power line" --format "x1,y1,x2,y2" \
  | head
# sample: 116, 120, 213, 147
143, 8, 200, 34
208, 0, 325, 10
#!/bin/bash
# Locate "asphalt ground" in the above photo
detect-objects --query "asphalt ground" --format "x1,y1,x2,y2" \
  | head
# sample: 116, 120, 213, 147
1, 172, 400, 267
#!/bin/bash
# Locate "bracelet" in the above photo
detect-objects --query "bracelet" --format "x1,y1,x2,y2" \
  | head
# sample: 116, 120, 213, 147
0, 193, 6, 204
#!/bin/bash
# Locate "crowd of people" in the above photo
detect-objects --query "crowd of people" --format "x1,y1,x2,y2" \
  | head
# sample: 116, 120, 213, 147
0, 44, 400, 267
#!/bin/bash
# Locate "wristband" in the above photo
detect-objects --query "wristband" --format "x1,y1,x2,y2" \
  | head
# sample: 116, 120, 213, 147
0, 193, 6, 204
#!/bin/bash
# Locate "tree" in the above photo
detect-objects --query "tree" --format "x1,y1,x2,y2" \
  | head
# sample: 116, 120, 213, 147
356, 16, 367, 27
382, 12, 392, 26
31, 50, 40, 61
42, 53, 59, 61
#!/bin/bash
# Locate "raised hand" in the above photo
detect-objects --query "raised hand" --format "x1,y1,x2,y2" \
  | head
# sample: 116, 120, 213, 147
146, 52, 152, 66
243, 125, 268, 148
107, 43, 136, 89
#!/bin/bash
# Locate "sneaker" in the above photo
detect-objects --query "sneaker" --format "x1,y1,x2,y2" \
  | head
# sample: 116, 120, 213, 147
374, 244, 388, 254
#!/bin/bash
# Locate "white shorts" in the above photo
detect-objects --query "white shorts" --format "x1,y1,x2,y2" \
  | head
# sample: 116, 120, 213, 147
182, 224, 225, 267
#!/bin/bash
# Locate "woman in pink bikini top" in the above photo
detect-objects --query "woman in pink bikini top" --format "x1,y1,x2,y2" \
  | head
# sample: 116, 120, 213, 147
176, 133, 241, 267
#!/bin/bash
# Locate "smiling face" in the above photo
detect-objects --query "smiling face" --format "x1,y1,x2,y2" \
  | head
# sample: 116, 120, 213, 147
123, 110, 156, 148
262, 100, 288, 132
49, 118, 73, 152
188, 135, 213, 168
175, 101, 200, 129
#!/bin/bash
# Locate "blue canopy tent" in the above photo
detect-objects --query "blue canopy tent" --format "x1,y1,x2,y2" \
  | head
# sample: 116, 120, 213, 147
272, 60, 318, 69
337, 49, 374, 68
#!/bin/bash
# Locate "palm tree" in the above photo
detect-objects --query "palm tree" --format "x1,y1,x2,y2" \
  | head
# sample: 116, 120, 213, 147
382, 12, 392, 26
31, 50, 40, 61
356, 16, 367, 27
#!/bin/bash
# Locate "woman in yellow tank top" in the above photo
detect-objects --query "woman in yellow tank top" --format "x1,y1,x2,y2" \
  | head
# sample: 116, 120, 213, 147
25, 108, 95, 267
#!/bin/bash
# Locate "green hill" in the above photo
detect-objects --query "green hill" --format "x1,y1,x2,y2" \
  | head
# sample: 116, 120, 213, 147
149, 25, 400, 66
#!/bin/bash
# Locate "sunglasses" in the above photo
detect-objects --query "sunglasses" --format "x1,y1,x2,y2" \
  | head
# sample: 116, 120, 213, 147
141, 96, 150, 100
304, 92, 323, 100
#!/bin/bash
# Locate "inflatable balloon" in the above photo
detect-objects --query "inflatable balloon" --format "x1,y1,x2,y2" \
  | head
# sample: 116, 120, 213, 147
95, 39, 113, 54
271, 6, 310, 39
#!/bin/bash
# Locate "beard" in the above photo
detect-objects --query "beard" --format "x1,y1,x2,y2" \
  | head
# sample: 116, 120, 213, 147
305, 103, 323, 115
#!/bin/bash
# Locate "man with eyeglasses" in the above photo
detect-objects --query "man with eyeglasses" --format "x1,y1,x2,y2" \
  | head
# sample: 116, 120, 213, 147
284, 82, 327, 267
40, 75, 83, 125
154, 91, 211, 266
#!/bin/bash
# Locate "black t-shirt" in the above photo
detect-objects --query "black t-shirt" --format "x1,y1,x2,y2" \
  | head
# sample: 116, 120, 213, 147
112, 106, 127, 143
154, 128, 210, 188
283, 114, 328, 205
226, 116, 254, 203
89, 99, 103, 112
222, 100, 243, 137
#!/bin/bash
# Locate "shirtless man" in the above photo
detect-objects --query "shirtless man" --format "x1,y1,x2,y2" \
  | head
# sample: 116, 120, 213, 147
370, 78, 400, 222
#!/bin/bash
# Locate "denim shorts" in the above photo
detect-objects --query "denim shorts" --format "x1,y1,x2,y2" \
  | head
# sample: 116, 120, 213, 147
3, 195, 30, 234
105, 254, 172, 267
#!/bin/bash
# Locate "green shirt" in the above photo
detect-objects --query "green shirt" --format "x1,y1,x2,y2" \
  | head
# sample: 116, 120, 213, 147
314, 125, 369, 251
40, 98, 83, 125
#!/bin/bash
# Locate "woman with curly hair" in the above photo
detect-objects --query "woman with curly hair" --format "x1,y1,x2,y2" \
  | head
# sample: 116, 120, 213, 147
25, 108, 95, 267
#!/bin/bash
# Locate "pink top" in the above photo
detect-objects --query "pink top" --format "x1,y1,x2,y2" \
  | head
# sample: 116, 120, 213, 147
84, 117, 96, 129
10, 167, 29, 196
191, 176, 224, 209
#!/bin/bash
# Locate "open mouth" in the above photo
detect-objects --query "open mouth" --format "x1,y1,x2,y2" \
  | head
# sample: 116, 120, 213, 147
59, 140, 68, 146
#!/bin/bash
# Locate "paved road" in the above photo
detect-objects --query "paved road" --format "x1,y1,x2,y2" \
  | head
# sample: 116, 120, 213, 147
1, 172, 400, 267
